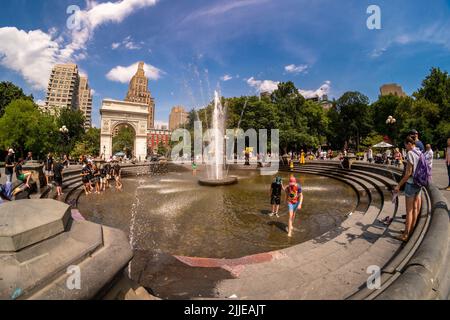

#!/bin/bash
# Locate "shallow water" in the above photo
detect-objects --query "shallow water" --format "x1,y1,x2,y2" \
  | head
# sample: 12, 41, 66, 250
78, 170, 357, 259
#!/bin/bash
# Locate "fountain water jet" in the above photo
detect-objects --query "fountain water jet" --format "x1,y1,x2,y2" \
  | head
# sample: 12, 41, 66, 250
199, 91, 238, 186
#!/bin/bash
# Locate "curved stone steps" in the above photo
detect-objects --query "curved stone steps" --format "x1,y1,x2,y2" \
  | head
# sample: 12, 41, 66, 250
213, 166, 403, 299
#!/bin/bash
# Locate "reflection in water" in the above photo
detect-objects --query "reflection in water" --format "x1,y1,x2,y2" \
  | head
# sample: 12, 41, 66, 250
78, 170, 357, 259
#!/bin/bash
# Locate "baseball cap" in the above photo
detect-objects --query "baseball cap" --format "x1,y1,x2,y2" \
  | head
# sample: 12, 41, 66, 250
409, 129, 418, 135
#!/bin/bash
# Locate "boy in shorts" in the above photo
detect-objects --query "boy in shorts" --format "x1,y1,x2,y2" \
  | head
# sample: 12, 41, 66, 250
269, 176, 283, 217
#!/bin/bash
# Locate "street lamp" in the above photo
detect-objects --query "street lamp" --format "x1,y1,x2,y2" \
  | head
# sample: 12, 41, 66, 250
59, 125, 69, 156
386, 116, 396, 125
103, 145, 106, 160
386, 116, 397, 146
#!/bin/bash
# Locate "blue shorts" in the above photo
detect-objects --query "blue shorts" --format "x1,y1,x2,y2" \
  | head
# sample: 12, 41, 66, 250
405, 183, 422, 198
288, 202, 300, 212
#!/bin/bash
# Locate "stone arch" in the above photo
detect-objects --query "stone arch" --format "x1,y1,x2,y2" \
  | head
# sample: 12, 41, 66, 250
100, 99, 149, 161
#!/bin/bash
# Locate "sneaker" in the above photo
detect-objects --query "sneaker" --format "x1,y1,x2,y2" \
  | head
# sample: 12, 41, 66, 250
268, 212, 274, 217
275, 213, 280, 218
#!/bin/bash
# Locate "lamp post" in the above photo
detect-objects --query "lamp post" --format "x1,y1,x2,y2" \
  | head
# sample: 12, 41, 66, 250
386, 116, 396, 145
59, 125, 69, 157
103, 145, 106, 160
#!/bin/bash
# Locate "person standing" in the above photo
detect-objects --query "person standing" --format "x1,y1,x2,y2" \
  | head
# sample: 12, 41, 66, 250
4, 149, 15, 183
424, 144, 434, 169
285, 176, 303, 237
446, 138, 450, 191
62, 154, 70, 168
300, 150, 306, 165
409, 129, 425, 153
53, 160, 64, 197
269, 176, 283, 218
394, 148, 403, 167
368, 148, 373, 163
192, 161, 198, 176
25, 152, 33, 162
80, 162, 92, 195
113, 160, 123, 190
44, 153, 54, 186
394, 137, 422, 242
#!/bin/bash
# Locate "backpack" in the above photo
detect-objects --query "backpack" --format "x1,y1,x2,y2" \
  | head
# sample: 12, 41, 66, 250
412, 149, 431, 187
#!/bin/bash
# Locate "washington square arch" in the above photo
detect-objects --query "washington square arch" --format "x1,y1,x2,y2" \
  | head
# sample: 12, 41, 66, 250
100, 62, 156, 160
100, 99, 149, 160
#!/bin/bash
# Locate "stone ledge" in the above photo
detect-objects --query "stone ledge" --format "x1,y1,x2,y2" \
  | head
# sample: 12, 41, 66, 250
0, 199, 71, 252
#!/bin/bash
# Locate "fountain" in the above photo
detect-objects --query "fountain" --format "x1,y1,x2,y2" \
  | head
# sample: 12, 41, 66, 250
198, 91, 238, 186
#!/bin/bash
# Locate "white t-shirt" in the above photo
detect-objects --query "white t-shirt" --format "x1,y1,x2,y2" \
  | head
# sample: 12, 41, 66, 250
406, 149, 420, 184
424, 150, 433, 168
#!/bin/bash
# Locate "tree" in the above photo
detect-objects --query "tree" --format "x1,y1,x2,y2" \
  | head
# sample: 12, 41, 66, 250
0, 81, 34, 116
57, 108, 86, 150
157, 141, 168, 156
414, 67, 450, 116
336, 92, 372, 151
112, 126, 135, 157
0, 99, 57, 158
71, 128, 100, 159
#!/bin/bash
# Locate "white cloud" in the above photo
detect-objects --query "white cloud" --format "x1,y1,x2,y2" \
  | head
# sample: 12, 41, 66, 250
111, 36, 142, 50
285, 64, 309, 74
184, 0, 269, 22
0, 28, 60, 90
221, 74, 233, 81
299, 81, 331, 99
106, 62, 164, 83
0, 0, 158, 90
247, 77, 280, 93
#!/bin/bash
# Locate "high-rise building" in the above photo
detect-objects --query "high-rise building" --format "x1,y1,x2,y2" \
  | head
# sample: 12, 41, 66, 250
380, 83, 406, 97
78, 76, 93, 129
169, 106, 189, 131
125, 62, 155, 129
45, 63, 80, 112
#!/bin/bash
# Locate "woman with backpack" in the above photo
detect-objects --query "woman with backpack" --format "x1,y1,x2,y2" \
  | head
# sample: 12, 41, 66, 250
394, 137, 429, 242
285, 176, 303, 237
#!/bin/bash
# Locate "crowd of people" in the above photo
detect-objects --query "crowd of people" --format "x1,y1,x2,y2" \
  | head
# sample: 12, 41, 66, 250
79, 157, 123, 196
0, 150, 125, 202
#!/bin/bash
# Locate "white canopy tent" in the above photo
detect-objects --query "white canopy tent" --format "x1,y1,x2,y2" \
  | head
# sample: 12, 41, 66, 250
373, 142, 393, 148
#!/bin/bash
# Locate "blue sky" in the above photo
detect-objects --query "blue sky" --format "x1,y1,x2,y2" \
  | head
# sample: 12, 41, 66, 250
1, 0, 450, 127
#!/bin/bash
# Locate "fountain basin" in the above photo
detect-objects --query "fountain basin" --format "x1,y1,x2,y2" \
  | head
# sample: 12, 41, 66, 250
198, 176, 239, 186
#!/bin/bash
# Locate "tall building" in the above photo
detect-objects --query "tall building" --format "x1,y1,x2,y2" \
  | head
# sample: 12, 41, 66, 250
169, 106, 189, 131
380, 83, 406, 97
45, 63, 80, 112
125, 62, 155, 129
78, 76, 93, 129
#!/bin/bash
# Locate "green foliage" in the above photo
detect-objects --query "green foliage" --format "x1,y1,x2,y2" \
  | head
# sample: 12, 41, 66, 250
112, 126, 135, 156
0, 99, 57, 158
157, 141, 168, 156
71, 128, 100, 158
0, 81, 34, 116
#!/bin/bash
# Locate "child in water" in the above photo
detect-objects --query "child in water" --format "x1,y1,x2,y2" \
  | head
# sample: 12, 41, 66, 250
269, 176, 284, 217
285, 176, 303, 237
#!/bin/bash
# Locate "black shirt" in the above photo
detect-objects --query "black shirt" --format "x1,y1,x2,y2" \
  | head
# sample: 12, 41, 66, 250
53, 163, 64, 178
271, 182, 282, 197
45, 157, 53, 171
113, 164, 121, 175
5, 155, 14, 175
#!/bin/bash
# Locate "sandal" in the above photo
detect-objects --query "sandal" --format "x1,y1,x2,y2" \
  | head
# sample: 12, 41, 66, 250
395, 234, 408, 242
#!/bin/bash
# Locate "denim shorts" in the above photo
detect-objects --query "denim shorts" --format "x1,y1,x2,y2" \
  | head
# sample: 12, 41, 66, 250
405, 183, 422, 198
288, 202, 300, 212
